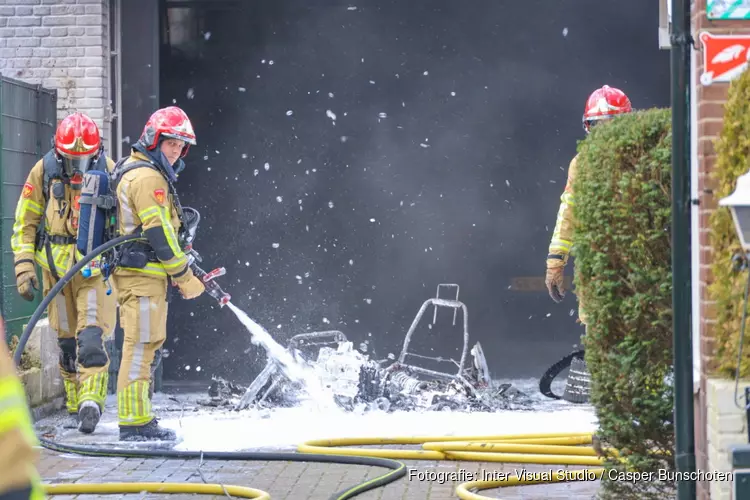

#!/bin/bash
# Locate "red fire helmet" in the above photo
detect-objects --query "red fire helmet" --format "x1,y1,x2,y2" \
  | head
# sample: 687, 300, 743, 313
54, 112, 101, 175
582, 85, 632, 133
139, 106, 197, 158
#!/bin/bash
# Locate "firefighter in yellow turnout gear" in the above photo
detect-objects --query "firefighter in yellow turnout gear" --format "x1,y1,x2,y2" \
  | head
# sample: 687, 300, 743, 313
112, 106, 205, 441
11, 113, 116, 435
0, 315, 46, 500
545, 85, 633, 322
546, 154, 579, 306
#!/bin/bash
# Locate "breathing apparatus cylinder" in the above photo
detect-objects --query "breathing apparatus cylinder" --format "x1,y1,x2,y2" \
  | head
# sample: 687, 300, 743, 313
77, 169, 114, 278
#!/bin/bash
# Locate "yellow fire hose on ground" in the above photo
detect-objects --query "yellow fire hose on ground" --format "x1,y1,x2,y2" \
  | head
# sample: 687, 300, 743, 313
15, 235, 609, 499
298, 432, 607, 499
41, 431, 608, 499
46, 482, 270, 499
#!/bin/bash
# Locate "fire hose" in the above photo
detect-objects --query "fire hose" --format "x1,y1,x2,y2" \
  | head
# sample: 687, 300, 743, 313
12, 232, 231, 366
12, 233, 407, 499
38, 432, 608, 500
11, 236, 608, 499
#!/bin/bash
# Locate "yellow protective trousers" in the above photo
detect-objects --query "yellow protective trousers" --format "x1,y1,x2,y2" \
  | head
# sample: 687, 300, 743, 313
42, 267, 116, 414
0, 338, 46, 499
114, 275, 168, 427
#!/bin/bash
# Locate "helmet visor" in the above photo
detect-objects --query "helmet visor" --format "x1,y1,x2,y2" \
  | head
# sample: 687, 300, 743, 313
60, 153, 95, 176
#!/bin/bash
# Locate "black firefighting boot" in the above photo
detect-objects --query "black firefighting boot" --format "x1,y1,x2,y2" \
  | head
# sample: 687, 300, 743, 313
77, 401, 101, 434
119, 418, 176, 442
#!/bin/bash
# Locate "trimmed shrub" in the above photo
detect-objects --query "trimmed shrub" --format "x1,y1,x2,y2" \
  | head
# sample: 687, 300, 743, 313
709, 67, 750, 378
572, 107, 674, 499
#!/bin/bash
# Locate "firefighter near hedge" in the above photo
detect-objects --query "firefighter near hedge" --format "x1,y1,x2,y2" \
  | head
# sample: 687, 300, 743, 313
540, 85, 633, 403
10, 112, 118, 435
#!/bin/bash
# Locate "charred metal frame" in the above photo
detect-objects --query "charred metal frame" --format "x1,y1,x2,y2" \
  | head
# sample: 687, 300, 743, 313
288, 330, 347, 350
397, 284, 469, 378
236, 330, 350, 410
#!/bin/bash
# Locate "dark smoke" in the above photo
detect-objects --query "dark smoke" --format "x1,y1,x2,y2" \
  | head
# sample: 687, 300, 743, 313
158, 0, 670, 384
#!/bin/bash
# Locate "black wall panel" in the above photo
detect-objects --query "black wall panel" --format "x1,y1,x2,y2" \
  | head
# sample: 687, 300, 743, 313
155, 0, 670, 383
121, 0, 160, 156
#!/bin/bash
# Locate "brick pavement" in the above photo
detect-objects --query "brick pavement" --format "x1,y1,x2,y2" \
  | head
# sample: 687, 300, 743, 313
38, 448, 602, 499
34, 391, 602, 499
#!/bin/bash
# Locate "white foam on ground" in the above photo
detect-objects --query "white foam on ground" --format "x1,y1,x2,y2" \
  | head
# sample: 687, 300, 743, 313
165, 401, 596, 452
34, 378, 596, 452
158, 305, 595, 452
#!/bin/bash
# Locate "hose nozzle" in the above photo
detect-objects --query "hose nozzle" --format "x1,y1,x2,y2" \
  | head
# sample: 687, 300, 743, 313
191, 264, 231, 307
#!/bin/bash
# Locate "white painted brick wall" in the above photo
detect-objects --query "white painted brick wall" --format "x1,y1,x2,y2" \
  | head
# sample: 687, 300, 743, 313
707, 378, 747, 500
0, 0, 111, 150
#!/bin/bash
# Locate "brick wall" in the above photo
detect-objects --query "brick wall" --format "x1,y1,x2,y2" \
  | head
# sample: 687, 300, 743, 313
693, 1, 750, 498
0, 0, 111, 150
706, 379, 747, 500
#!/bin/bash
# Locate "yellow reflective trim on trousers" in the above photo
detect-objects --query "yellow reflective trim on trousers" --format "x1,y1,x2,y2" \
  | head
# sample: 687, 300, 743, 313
79, 372, 108, 408
63, 380, 78, 413
0, 376, 38, 446
118, 381, 152, 426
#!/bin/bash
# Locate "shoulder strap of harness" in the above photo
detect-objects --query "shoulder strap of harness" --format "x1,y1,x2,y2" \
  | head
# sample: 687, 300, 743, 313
41, 149, 61, 204
36, 149, 59, 244
111, 157, 187, 224
111, 157, 160, 188
39, 150, 63, 281
90, 152, 109, 172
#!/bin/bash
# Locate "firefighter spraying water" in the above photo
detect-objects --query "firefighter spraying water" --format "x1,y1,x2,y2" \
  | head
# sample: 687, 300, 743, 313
11, 107, 332, 441
9, 106, 234, 441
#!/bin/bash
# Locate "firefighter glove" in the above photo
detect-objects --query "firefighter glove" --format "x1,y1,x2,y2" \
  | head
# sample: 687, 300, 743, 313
15, 262, 38, 302
176, 274, 205, 300
545, 266, 565, 303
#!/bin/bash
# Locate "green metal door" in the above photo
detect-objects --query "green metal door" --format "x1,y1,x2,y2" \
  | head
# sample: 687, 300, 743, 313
0, 76, 57, 341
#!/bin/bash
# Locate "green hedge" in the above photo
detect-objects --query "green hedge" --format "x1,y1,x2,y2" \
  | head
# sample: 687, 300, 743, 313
709, 68, 750, 378
572, 108, 674, 499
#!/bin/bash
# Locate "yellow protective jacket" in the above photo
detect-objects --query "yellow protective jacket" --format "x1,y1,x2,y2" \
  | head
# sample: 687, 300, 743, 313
0, 324, 45, 499
113, 151, 195, 284
11, 155, 116, 278
547, 154, 578, 269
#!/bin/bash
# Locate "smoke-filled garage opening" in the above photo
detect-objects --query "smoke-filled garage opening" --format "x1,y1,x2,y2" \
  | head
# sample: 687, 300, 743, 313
155, 0, 669, 388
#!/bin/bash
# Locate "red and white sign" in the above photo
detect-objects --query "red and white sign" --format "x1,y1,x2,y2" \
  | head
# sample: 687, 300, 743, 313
699, 31, 750, 86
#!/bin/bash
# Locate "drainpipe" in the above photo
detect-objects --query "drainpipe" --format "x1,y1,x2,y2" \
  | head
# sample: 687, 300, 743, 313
670, 0, 696, 498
